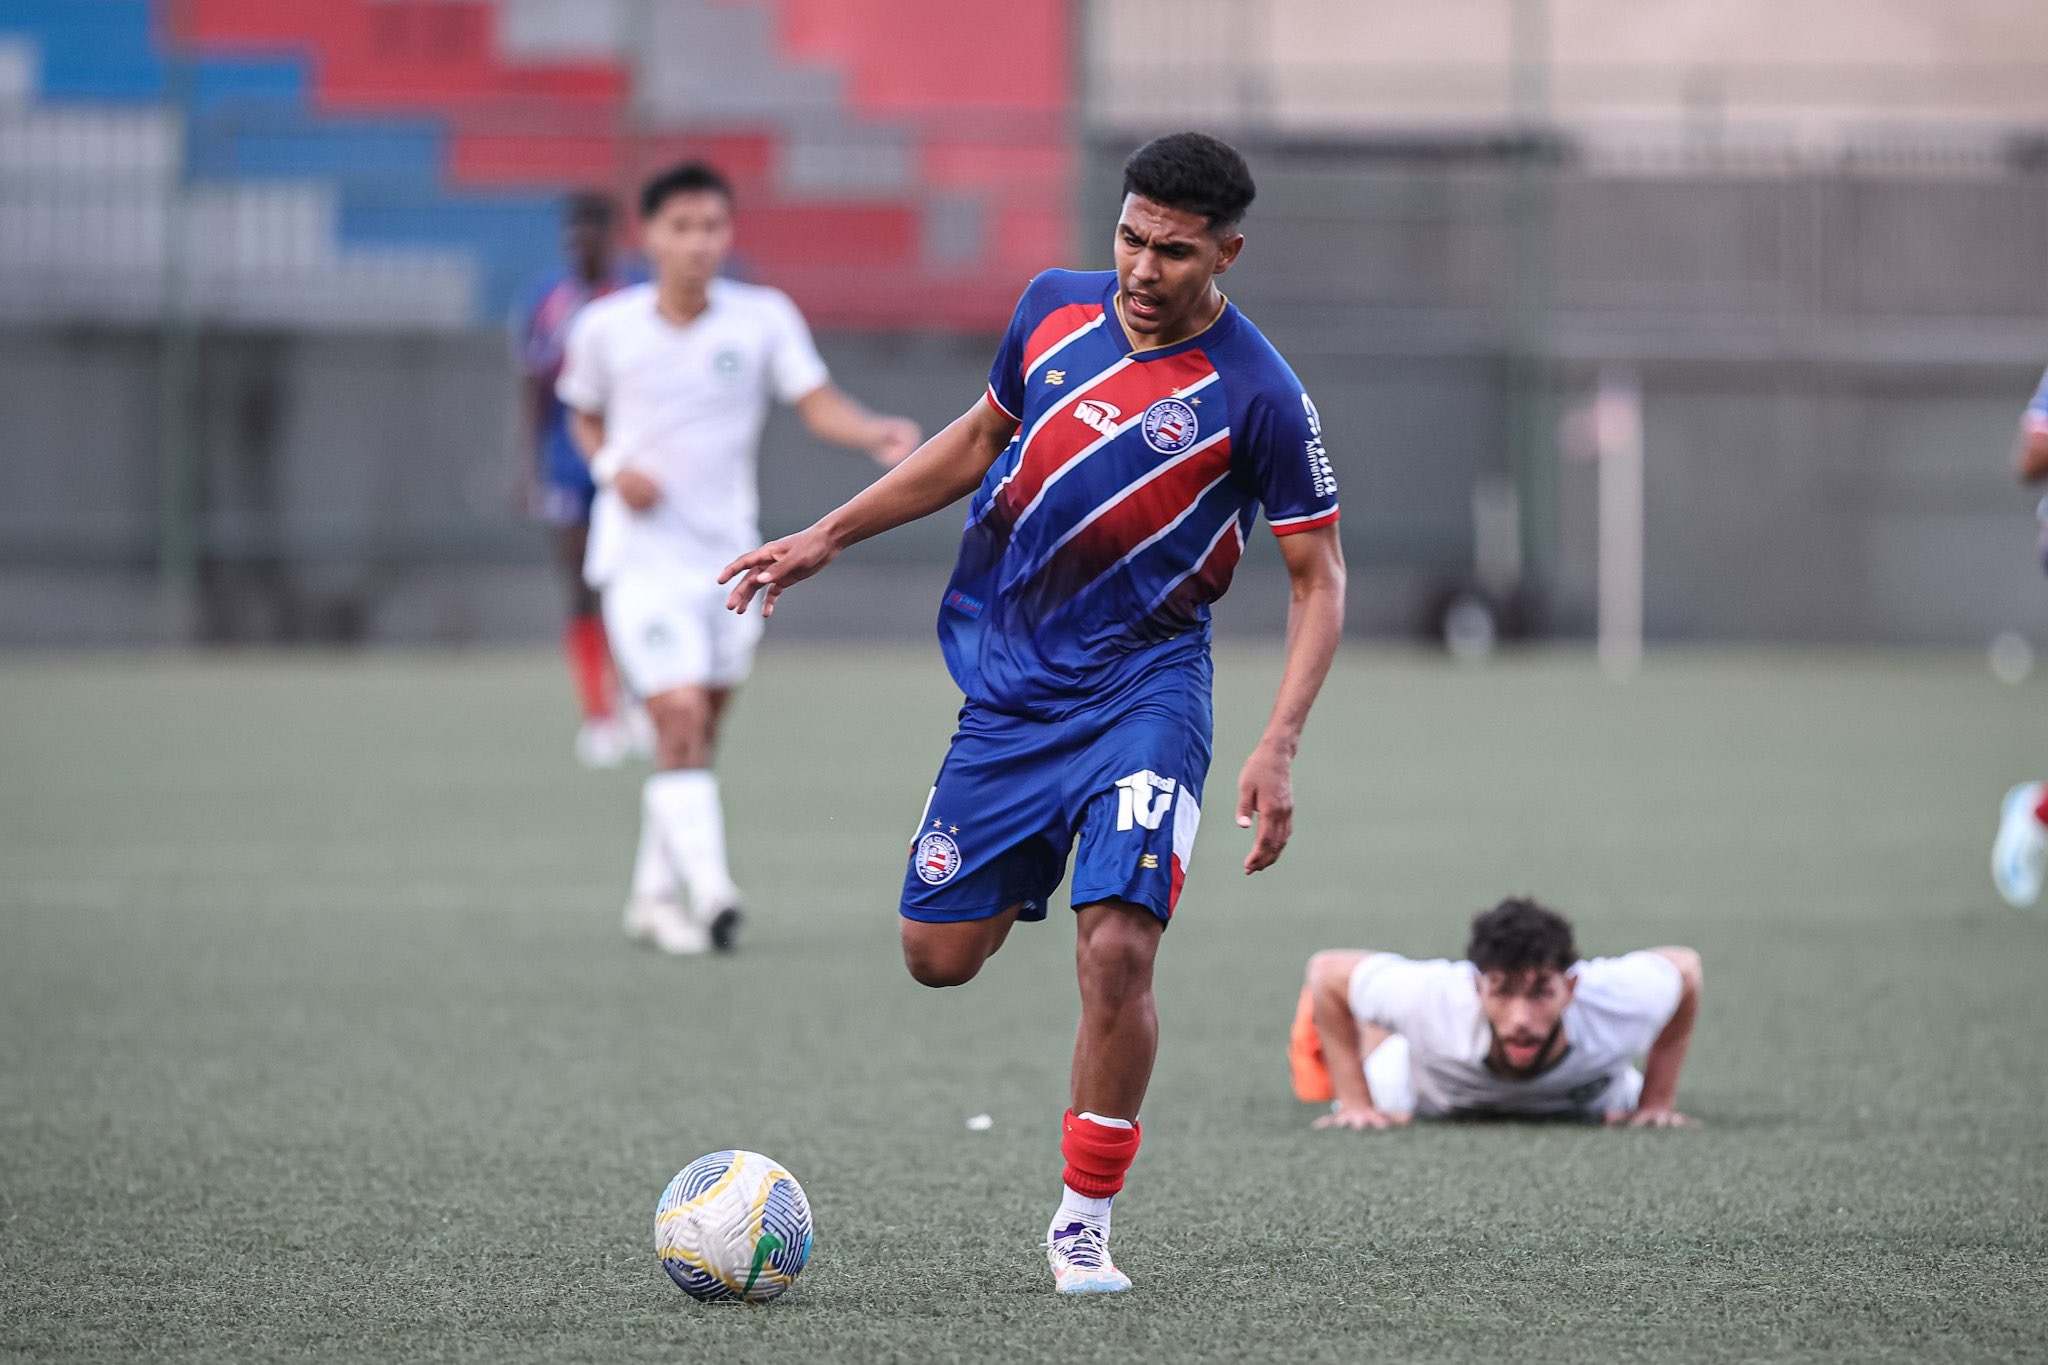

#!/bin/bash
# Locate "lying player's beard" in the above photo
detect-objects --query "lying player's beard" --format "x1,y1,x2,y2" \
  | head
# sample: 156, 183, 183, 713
1487, 1019, 1564, 1079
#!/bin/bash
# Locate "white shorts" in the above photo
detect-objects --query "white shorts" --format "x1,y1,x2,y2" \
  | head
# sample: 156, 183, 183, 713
601, 572, 763, 697
1363, 1035, 1644, 1119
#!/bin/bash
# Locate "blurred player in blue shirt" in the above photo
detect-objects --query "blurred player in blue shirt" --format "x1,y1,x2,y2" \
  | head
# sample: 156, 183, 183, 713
1991, 366, 2048, 907
512, 192, 643, 767
722, 133, 1348, 1295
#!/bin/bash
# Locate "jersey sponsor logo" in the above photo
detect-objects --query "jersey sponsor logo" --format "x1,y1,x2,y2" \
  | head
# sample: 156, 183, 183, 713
1301, 392, 1322, 438
1073, 399, 1123, 437
943, 589, 986, 618
713, 347, 744, 379
1114, 770, 1177, 832
1141, 397, 1200, 455
1045, 369, 1066, 386
914, 830, 963, 885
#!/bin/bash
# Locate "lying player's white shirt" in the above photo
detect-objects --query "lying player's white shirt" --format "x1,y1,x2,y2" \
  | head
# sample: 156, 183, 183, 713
1347, 952, 1682, 1119
556, 279, 830, 589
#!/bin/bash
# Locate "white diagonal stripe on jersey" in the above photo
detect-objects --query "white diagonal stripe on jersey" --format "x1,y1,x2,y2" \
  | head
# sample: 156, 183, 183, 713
1018, 426, 1232, 583
972, 356, 1137, 526
1141, 513, 1243, 618
1025, 314, 1106, 379
1011, 369, 1221, 537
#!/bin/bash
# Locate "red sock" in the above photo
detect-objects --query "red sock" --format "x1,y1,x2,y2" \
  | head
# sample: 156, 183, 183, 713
563, 615, 614, 721
2033, 787, 2048, 827
1060, 1110, 1142, 1199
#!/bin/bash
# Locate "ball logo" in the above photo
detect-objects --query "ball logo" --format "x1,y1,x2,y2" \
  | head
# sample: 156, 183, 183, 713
914, 831, 962, 885
1141, 397, 1199, 455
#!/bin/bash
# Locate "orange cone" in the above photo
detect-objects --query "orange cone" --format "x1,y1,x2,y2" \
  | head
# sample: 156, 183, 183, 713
1288, 983, 1333, 1103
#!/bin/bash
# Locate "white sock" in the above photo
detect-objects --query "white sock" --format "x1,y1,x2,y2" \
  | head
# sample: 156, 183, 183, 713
1053, 1185, 1114, 1242
644, 769, 740, 914
629, 797, 674, 902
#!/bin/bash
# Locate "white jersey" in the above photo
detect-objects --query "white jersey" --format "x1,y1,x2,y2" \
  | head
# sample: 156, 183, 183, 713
555, 279, 830, 589
1347, 952, 1682, 1119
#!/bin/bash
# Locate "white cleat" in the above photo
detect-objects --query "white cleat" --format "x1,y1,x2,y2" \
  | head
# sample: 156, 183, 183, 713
1046, 1220, 1132, 1295
1992, 782, 2048, 909
623, 897, 710, 955
575, 718, 633, 769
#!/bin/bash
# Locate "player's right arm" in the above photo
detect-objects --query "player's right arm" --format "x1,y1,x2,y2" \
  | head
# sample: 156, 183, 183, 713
1304, 950, 1408, 1131
557, 307, 660, 513
720, 396, 1018, 616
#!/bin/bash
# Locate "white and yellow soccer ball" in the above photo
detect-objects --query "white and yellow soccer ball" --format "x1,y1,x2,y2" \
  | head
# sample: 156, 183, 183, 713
655, 1150, 814, 1304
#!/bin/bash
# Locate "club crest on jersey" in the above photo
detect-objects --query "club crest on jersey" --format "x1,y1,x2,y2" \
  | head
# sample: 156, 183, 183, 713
1073, 399, 1123, 438
914, 830, 963, 885
1141, 397, 1199, 454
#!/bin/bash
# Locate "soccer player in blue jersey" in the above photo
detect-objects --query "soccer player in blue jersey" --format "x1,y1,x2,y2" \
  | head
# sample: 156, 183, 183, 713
722, 132, 1347, 1294
1992, 366, 2048, 907
512, 192, 642, 767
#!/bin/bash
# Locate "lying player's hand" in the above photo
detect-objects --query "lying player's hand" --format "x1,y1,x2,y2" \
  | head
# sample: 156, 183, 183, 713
1606, 1106, 1694, 1128
868, 417, 921, 468
614, 468, 662, 512
719, 527, 841, 617
1235, 742, 1294, 874
1314, 1103, 1408, 1130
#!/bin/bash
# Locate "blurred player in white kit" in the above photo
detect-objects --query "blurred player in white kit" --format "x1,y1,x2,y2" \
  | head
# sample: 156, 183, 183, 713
557, 162, 919, 954
1289, 898, 1703, 1127
1991, 366, 2048, 909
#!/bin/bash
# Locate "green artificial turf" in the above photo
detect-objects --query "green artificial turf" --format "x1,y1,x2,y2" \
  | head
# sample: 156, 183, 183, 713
2, 645, 2044, 1362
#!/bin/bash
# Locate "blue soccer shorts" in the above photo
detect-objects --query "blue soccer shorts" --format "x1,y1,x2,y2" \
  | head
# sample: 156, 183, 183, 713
899, 674, 1213, 926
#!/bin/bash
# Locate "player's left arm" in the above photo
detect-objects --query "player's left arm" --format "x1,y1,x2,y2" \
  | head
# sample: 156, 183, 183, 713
1610, 946, 1704, 1128
1238, 525, 1347, 874
793, 384, 921, 469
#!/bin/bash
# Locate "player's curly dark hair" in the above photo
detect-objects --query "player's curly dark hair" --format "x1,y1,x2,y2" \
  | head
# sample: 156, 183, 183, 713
640, 161, 733, 218
1466, 897, 1577, 976
1121, 132, 1257, 233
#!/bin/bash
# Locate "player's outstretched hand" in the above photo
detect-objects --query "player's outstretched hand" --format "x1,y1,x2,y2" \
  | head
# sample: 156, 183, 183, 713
868, 417, 922, 468
719, 526, 840, 618
1606, 1106, 1694, 1128
1314, 1103, 1409, 1131
614, 468, 662, 512
1235, 743, 1294, 874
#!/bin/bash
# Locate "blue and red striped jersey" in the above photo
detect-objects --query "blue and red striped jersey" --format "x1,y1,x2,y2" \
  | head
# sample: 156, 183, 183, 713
937, 269, 1340, 716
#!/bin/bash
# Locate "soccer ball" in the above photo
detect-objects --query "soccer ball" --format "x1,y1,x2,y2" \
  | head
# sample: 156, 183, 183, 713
654, 1150, 814, 1304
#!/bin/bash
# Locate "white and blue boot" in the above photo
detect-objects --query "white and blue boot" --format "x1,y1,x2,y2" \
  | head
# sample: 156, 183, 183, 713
1993, 782, 2048, 909
1046, 1216, 1131, 1295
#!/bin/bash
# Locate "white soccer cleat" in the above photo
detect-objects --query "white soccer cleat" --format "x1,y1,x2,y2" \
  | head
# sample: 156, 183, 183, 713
1046, 1220, 1132, 1295
623, 897, 710, 955
1992, 782, 2048, 909
575, 718, 633, 769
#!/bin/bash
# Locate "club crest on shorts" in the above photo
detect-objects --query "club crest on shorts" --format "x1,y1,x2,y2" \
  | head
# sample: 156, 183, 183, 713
1141, 396, 1199, 454
914, 830, 962, 885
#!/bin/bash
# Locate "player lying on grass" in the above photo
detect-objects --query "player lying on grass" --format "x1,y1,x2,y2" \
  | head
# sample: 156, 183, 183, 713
1991, 364, 2048, 909
1289, 898, 1702, 1127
